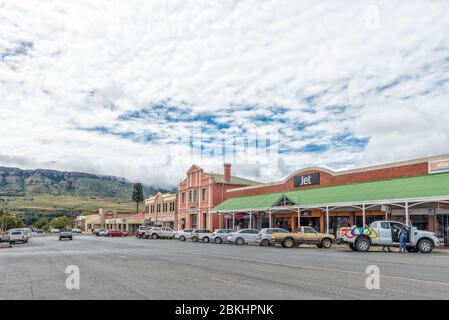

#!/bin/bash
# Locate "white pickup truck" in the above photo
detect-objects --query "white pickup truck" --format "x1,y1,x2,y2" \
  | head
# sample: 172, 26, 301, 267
339, 220, 441, 253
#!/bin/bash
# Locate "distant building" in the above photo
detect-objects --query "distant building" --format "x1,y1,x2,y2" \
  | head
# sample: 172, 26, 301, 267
82, 208, 144, 235
144, 192, 177, 228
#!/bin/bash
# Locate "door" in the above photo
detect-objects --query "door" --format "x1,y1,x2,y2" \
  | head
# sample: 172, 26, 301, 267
390, 222, 406, 243
301, 227, 319, 244
378, 222, 392, 245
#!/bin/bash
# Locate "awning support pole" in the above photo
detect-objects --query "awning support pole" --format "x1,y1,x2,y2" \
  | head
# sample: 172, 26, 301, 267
326, 206, 329, 234
362, 204, 366, 227
232, 211, 235, 230
405, 202, 410, 226
249, 211, 252, 229
269, 209, 272, 228
297, 208, 301, 229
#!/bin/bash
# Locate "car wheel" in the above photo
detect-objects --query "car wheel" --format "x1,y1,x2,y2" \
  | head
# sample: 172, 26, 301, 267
283, 237, 295, 248
260, 239, 270, 247
355, 238, 371, 252
180, 235, 186, 241
192, 236, 198, 242
235, 237, 244, 245
70, 237, 73, 240
202, 237, 210, 243
417, 239, 433, 253
152, 234, 158, 239
321, 238, 332, 249
214, 237, 223, 244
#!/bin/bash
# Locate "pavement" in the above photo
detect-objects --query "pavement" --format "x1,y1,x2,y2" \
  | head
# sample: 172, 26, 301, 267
1, 234, 449, 300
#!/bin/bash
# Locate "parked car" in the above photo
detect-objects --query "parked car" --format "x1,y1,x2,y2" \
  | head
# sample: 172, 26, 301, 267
175, 229, 194, 241
2, 230, 28, 244
257, 228, 289, 246
105, 230, 128, 237
146, 227, 175, 239
339, 220, 441, 253
271, 226, 335, 248
50, 228, 61, 233
33, 229, 44, 234
211, 229, 233, 244
136, 225, 149, 238
98, 229, 107, 236
191, 229, 212, 243
59, 229, 73, 241
227, 229, 259, 245
71, 228, 82, 233
18, 228, 33, 239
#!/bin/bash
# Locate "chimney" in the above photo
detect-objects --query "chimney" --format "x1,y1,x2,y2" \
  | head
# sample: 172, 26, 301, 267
224, 163, 231, 182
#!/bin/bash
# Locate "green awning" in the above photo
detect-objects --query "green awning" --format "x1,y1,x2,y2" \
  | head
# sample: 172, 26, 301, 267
212, 172, 449, 212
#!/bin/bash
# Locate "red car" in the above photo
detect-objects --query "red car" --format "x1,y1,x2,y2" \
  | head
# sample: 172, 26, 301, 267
105, 230, 128, 237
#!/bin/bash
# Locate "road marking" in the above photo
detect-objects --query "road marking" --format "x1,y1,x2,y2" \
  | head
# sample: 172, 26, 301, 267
207, 254, 449, 288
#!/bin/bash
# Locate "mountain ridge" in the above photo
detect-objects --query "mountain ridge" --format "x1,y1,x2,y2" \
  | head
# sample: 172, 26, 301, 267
0, 165, 161, 199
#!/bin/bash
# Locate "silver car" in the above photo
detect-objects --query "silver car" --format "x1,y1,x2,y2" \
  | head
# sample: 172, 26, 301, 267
227, 229, 259, 245
175, 228, 194, 241
2, 230, 28, 244
257, 228, 289, 246
191, 229, 212, 243
211, 229, 233, 244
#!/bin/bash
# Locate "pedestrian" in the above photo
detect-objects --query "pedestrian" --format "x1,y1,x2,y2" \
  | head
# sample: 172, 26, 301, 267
398, 226, 409, 253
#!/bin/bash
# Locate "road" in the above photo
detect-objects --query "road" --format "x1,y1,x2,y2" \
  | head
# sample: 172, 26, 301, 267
1, 235, 449, 300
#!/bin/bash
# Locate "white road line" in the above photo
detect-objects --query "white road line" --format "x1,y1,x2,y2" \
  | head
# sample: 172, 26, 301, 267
208, 254, 449, 288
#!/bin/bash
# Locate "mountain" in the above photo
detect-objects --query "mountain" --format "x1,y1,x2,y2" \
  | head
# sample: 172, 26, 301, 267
0, 166, 158, 199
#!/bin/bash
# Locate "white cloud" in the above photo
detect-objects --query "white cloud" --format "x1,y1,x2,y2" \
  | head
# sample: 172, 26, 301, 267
0, 0, 448, 188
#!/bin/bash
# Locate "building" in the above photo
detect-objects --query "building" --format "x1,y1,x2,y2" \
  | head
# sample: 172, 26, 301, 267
144, 192, 177, 228
177, 163, 261, 230
211, 154, 449, 246
83, 208, 145, 235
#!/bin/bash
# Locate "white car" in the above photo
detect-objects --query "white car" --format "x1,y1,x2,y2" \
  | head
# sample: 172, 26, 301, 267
145, 227, 176, 239
2, 230, 28, 244
191, 229, 212, 243
175, 228, 194, 241
71, 228, 82, 233
340, 220, 441, 253
227, 229, 260, 245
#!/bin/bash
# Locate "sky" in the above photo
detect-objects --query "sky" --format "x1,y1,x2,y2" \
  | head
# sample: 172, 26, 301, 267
1, 0, 449, 189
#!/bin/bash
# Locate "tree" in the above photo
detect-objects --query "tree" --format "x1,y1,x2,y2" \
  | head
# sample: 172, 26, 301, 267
33, 217, 50, 229
132, 183, 144, 213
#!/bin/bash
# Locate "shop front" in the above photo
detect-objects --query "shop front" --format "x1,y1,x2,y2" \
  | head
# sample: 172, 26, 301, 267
211, 169, 449, 244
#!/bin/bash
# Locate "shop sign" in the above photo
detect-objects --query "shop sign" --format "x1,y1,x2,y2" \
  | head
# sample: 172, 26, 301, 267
294, 173, 320, 188
429, 159, 449, 174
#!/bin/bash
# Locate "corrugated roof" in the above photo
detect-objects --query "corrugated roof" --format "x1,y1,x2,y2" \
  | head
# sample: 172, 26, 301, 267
212, 172, 449, 212
210, 173, 262, 186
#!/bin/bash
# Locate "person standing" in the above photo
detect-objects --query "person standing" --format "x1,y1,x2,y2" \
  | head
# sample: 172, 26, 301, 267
398, 226, 409, 253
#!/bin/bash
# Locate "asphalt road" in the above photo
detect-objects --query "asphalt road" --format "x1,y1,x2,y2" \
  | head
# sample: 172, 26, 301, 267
1, 235, 449, 300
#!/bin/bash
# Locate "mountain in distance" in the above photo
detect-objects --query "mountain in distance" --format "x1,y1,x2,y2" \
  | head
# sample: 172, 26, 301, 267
0, 166, 162, 199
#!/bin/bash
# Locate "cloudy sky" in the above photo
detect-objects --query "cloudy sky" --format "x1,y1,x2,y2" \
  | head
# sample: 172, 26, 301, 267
1, 0, 449, 188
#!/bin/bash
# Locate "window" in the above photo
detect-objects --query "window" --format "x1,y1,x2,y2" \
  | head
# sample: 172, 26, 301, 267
193, 190, 197, 202
202, 188, 207, 201
380, 222, 390, 229
189, 190, 193, 203
151, 205, 155, 213
157, 204, 161, 213
145, 206, 150, 213
181, 192, 185, 204
163, 203, 167, 212
303, 227, 317, 234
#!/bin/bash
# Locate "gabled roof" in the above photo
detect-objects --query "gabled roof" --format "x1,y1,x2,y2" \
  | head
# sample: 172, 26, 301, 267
210, 173, 262, 186
212, 172, 449, 212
